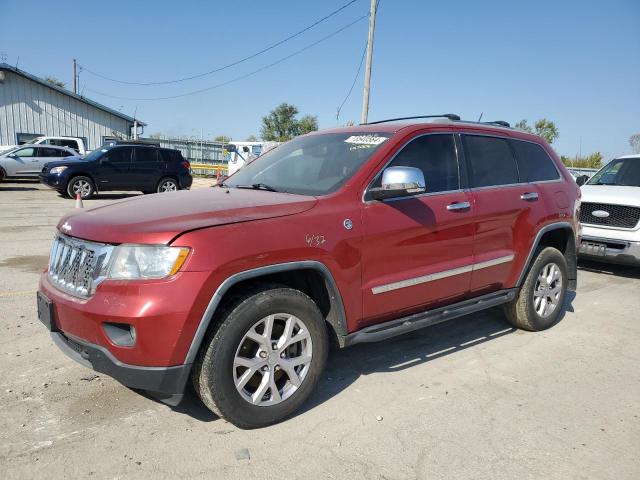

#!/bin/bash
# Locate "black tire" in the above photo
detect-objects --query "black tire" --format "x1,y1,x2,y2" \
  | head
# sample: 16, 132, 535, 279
192, 285, 328, 429
157, 177, 178, 193
0, 167, 6, 182
504, 247, 568, 331
66, 176, 95, 199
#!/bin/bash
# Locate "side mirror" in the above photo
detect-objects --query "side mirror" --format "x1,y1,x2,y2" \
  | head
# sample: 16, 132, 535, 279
7, 153, 16, 158
576, 175, 588, 186
223, 144, 237, 153
369, 166, 426, 200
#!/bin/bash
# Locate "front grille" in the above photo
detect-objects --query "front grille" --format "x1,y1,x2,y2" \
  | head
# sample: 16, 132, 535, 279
580, 202, 640, 229
48, 234, 113, 297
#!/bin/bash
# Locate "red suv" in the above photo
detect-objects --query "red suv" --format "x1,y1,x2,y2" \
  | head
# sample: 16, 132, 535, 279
37, 115, 580, 428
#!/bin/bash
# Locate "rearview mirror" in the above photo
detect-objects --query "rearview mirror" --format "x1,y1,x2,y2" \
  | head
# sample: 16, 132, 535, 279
576, 175, 588, 186
369, 166, 426, 200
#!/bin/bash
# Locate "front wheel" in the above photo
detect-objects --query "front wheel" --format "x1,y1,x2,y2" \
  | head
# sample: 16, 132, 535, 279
157, 177, 178, 193
66, 176, 95, 199
504, 246, 568, 331
193, 285, 328, 429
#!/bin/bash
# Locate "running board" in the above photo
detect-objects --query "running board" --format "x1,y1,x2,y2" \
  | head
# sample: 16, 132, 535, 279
343, 289, 517, 346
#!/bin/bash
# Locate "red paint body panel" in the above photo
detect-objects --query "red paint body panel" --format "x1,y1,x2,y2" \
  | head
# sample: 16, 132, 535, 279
38, 121, 580, 370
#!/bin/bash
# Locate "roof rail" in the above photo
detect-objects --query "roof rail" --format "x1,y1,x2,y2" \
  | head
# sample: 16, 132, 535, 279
482, 120, 511, 128
362, 114, 461, 125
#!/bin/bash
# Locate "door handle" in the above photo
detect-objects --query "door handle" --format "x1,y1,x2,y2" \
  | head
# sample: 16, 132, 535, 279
446, 201, 471, 211
520, 192, 539, 201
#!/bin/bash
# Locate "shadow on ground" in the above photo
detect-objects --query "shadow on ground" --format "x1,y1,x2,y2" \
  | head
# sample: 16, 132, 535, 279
578, 259, 640, 279
165, 293, 575, 424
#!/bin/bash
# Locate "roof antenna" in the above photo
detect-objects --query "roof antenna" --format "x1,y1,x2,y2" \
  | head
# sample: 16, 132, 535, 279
15, 56, 19, 70
477, 112, 483, 122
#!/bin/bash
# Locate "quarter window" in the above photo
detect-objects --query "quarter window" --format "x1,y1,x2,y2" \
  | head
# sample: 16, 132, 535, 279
371, 134, 459, 194
463, 135, 519, 187
511, 140, 559, 182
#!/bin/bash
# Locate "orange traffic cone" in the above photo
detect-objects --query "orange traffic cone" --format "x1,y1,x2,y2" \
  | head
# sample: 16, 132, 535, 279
75, 192, 84, 209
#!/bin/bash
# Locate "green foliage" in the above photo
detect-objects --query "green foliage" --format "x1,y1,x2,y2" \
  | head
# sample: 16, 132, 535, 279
214, 135, 231, 143
630, 133, 640, 154
245, 135, 258, 142
44, 76, 65, 88
514, 118, 559, 144
561, 152, 603, 169
260, 103, 318, 142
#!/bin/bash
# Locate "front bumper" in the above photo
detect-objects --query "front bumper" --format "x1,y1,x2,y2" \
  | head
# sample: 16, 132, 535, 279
579, 234, 640, 266
38, 172, 65, 190
51, 331, 191, 402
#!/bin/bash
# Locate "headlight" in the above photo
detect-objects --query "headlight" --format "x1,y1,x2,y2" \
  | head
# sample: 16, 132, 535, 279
50, 166, 68, 174
107, 245, 190, 279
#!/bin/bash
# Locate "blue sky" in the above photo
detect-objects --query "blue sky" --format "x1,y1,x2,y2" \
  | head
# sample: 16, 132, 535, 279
0, 0, 638, 159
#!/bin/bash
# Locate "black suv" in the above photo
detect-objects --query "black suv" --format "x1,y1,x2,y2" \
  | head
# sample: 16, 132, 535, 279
39, 144, 192, 198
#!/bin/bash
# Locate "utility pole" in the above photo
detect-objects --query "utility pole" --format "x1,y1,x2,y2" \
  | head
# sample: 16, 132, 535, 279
360, 0, 377, 124
72, 59, 77, 94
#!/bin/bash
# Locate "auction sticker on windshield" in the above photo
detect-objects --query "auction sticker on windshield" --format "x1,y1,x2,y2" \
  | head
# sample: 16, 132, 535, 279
344, 135, 388, 145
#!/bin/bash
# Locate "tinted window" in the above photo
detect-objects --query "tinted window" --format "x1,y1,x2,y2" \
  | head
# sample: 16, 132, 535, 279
134, 148, 158, 163
512, 140, 559, 182
372, 134, 459, 193
464, 135, 519, 187
105, 147, 132, 164
39, 147, 70, 158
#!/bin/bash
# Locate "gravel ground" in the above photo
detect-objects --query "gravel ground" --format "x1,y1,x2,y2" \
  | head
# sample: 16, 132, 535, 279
1, 179, 639, 479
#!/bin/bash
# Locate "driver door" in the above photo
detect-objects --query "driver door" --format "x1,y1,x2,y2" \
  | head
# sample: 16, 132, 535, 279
360, 133, 475, 327
4, 147, 40, 176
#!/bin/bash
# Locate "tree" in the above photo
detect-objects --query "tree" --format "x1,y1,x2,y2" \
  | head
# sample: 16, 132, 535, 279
260, 103, 318, 142
630, 133, 640, 154
44, 76, 65, 88
514, 118, 559, 144
514, 120, 533, 133
245, 135, 257, 142
534, 119, 559, 145
214, 135, 231, 143
560, 152, 603, 169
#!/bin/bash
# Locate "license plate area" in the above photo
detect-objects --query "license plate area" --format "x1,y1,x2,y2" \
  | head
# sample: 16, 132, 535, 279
580, 241, 607, 256
37, 292, 58, 332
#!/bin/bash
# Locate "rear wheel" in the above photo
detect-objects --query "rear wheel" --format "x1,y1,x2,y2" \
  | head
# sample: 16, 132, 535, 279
504, 247, 568, 331
157, 177, 178, 193
193, 285, 328, 429
66, 176, 95, 199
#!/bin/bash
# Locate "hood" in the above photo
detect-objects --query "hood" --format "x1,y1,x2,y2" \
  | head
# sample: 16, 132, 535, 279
580, 184, 640, 207
44, 156, 85, 168
57, 187, 317, 244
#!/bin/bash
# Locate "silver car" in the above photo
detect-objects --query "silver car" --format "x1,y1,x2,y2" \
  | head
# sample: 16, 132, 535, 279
0, 144, 77, 180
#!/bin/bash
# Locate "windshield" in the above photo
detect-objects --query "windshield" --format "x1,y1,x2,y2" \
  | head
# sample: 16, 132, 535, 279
587, 158, 640, 187
82, 148, 110, 162
225, 133, 391, 195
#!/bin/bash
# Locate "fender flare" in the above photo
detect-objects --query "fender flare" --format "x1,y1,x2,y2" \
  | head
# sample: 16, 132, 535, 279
515, 221, 577, 290
183, 260, 348, 364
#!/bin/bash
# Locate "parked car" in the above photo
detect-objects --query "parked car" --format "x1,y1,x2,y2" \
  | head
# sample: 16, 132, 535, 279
578, 154, 640, 265
37, 116, 580, 428
0, 145, 78, 181
0, 136, 90, 155
38, 144, 192, 198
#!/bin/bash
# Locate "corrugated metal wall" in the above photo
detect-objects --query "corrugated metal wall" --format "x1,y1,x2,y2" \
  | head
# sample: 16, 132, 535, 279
0, 70, 132, 150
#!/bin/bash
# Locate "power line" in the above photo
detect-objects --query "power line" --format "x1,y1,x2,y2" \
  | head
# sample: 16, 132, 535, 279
80, 0, 360, 86
336, 42, 367, 121
86, 15, 367, 101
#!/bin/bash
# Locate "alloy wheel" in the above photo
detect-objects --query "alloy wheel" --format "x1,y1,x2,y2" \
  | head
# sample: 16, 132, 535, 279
533, 262, 563, 317
72, 179, 92, 198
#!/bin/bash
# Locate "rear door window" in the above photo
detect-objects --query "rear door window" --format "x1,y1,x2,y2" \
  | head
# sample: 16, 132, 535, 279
39, 147, 70, 158
134, 147, 158, 164
511, 140, 559, 182
463, 135, 519, 187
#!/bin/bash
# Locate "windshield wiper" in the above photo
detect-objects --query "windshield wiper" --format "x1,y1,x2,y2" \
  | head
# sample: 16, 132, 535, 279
235, 183, 279, 192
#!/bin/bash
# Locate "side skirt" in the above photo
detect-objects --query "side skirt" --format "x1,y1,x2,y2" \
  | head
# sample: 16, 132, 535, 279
342, 288, 517, 347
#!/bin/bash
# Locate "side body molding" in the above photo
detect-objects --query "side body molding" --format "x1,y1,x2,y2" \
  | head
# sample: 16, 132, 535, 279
183, 261, 348, 364
515, 221, 578, 291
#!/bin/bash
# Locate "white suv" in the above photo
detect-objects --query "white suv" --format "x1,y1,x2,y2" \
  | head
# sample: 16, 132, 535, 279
579, 154, 640, 265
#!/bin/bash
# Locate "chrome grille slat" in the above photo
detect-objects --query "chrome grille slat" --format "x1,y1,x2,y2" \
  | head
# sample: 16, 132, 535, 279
47, 234, 113, 298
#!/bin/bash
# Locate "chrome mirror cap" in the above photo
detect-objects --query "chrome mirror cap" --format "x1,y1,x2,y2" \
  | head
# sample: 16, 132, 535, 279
369, 166, 426, 201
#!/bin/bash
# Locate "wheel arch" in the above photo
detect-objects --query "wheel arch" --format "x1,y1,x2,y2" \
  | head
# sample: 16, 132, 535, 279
184, 261, 348, 365
516, 222, 577, 291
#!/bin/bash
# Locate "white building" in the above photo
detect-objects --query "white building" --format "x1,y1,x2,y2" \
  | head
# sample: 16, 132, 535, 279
0, 63, 144, 149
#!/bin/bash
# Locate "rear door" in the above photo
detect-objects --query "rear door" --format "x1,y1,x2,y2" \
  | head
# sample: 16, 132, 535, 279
360, 132, 475, 326
131, 147, 161, 191
461, 133, 539, 295
38, 147, 74, 170
94, 147, 133, 190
